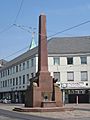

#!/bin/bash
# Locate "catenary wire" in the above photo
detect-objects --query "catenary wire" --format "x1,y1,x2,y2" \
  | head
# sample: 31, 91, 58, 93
0, 0, 24, 34
47, 20, 90, 38
14, 0, 24, 23
3, 46, 28, 59
3, 19, 90, 60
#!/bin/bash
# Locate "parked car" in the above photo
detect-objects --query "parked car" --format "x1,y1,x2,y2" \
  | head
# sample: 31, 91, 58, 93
0, 99, 3, 103
3, 98, 11, 104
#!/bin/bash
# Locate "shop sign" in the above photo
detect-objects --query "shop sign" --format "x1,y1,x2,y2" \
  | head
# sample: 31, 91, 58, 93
61, 82, 86, 88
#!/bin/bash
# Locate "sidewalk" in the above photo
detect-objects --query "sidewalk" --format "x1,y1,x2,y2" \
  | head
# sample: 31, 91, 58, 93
65, 104, 90, 111
0, 103, 90, 120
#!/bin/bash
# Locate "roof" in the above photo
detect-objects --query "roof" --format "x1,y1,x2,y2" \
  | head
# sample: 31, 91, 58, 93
0, 36, 90, 69
47, 36, 90, 54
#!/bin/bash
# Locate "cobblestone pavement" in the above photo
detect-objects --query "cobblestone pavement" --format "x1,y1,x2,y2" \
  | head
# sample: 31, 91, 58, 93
0, 103, 90, 120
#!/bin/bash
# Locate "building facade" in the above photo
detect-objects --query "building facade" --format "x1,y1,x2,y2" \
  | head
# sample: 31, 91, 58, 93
0, 36, 90, 103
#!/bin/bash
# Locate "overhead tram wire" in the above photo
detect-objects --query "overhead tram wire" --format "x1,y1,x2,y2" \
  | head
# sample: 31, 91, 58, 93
3, 46, 28, 60
14, 0, 24, 23
3, 19, 90, 60
47, 20, 90, 39
14, 20, 90, 38
0, 0, 24, 34
0, 24, 13, 34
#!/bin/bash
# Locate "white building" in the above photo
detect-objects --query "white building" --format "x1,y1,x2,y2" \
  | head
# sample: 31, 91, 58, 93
0, 36, 90, 103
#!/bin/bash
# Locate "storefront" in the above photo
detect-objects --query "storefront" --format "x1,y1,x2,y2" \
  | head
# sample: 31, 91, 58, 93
60, 82, 90, 104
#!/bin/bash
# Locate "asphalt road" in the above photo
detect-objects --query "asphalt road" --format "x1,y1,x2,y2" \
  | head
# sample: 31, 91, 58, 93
0, 109, 59, 120
0, 109, 90, 120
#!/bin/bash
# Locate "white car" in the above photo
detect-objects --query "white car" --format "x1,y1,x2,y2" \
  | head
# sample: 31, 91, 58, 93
3, 98, 11, 103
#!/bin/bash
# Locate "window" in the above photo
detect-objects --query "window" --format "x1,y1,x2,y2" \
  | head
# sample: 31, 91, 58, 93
0, 72, 1, 78
53, 57, 60, 65
23, 75, 25, 84
53, 72, 60, 82
67, 57, 73, 65
8, 79, 9, 87
1, 81, 2, 88
19, 76, 21, 85
5, 80, 7, 87
31, 58, 34, 67
31, 73, 34, 78
27, 61, 29, 69
81, 71, 88, 81
16, 65, 18, 72
10, 79, 12, 86
27, 74, 29, 84
3, 81, 5, 87
16, 77, 18, 85
23, 62, 25, 70
81, 56, 87, 64
19, 64, 21, 71
5, 70, 7, 76
0, 72, 2, 78
13, 78, 15, 86
8, 69, 9, 75
67, 72, 74, 81
12, 66, 15, 74
9, 68, 12, 75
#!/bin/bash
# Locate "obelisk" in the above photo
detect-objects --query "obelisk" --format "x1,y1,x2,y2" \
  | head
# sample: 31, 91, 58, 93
25, 13, 62, 107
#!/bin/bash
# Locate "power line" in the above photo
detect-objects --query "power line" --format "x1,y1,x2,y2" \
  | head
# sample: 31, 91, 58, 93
3, 19, 90, 60
0, 24, 13, 34
48, 20, 90, 38
14, 0, 24, 23
13, 24, 36, 34
0, 0, 24, 34
3, 46, 28, 59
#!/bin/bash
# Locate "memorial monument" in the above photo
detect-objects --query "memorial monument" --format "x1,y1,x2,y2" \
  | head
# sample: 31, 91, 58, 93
25, 13, 63, 108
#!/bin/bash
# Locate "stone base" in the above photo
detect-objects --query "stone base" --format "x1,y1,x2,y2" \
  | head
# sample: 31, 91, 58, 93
41, 101, 56, 107
13, 107, 74, 112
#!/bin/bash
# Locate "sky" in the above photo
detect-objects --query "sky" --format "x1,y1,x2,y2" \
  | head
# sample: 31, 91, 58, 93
0, 0, 90, 61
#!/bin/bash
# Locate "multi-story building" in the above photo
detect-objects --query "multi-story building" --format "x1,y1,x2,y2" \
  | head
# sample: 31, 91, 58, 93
0, 36, 90, 103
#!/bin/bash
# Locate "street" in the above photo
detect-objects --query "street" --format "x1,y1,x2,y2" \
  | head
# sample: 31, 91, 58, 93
0, 109, 57, 120
0, 104, 90, 120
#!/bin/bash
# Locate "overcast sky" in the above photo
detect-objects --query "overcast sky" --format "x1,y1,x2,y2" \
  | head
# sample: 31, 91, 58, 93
0, 0, 90, 61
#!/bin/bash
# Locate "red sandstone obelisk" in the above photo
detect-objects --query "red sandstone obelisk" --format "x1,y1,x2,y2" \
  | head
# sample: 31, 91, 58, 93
38, 13, 48, 72
25, 13, 62, 107
37, 14, 53, 94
